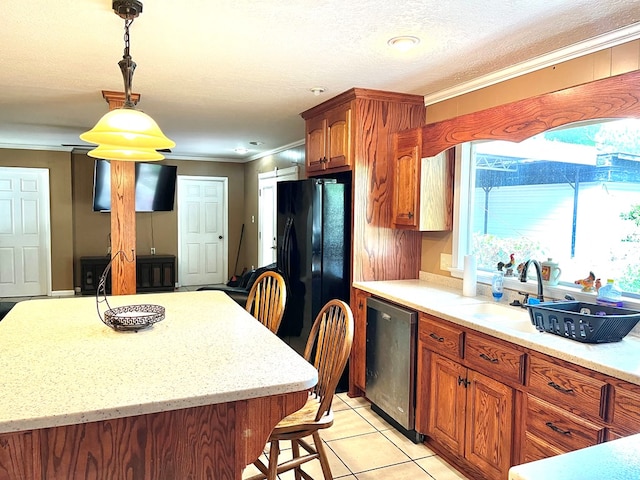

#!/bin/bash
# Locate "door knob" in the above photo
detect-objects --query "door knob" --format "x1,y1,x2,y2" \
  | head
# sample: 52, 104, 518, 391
218, 235, 223, 239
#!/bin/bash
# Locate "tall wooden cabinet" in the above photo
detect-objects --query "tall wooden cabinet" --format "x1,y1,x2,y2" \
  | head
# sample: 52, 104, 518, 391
301, 88, 426, 397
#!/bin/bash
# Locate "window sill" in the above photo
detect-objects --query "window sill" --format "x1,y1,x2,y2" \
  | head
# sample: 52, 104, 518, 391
449, 267, 640, 310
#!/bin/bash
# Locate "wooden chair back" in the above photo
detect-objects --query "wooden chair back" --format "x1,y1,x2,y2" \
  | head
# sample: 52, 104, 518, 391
303, 299, 354, 422
245, 270, 287, 334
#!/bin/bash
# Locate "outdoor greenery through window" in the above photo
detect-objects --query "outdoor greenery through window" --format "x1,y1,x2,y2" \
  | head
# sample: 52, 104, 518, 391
465, 119, 640, 297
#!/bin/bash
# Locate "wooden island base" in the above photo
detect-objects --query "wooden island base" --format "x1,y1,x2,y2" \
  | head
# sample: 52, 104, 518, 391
0, 391, 307, 480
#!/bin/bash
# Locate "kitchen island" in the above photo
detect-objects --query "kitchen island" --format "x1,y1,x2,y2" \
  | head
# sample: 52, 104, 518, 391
0, 291, 317, 480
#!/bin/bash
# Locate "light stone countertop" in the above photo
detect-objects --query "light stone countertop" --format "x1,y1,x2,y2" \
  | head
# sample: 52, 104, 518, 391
508, 433, 640, 480
0, 290, 317, 434
353, 277, 640, 386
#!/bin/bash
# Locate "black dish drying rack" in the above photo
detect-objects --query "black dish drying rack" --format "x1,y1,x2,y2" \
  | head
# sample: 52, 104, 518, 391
528, 301, 640, 343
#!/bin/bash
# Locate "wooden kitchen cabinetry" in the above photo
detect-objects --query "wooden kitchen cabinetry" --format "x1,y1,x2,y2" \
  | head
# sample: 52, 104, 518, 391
609, 382, 640, 439
304, 103, 352, 174
418, 314, 516, 480
428, 354, 514, 480
361, 293, 640, 479
391, 128, 454, 230
350, 288, 371, 394
302, 89, 427, 398
519, 354, 608, 463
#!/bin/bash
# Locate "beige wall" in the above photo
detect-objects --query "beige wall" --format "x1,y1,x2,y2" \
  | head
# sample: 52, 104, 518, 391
71, 151, 246, 289
2, 144, 301, 294
0, 149, 74, 291
421, 39, 640, 275
242, 145, 306, 271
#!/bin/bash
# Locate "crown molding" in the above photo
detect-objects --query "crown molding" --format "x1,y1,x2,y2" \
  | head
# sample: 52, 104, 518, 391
423, 23, 640, 106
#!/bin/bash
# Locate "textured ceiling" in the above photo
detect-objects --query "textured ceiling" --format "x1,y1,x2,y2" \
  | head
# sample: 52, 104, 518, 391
1, 0, 640, 161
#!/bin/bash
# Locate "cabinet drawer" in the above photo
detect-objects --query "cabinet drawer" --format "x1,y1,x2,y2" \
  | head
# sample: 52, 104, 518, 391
612, 385, 640, 435
464, 332, 525, 384
520, 431, 565, 464
528, 355, 606, 419
419, 314, 463, 358
525, 395, 605, 452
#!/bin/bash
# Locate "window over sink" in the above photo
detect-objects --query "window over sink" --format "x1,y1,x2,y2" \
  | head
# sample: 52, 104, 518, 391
453, 118, 640, 300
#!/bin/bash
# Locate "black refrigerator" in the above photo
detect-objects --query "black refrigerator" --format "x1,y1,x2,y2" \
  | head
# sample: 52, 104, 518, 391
276, 178, 351, 347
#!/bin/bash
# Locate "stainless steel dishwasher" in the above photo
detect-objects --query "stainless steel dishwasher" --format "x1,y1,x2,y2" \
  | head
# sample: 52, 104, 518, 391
366, 297, 423, 443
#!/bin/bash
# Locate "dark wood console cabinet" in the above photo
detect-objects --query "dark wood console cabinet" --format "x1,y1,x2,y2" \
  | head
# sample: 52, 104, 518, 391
80, 255, 176, 295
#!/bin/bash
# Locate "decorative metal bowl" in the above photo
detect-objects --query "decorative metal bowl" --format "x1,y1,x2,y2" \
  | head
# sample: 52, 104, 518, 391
96, 250, 166, 332
103, 303, 165, 331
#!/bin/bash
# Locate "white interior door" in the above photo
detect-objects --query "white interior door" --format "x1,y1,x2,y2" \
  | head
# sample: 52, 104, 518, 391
258, 166, 299, 267
177, 176, 228, 286
0, 167, 51, 297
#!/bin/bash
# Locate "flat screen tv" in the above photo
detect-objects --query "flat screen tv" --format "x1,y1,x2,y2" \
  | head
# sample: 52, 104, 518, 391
92, 159, 177, 212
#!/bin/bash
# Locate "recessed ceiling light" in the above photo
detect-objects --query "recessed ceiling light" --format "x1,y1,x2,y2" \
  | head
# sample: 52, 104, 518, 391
234, 147, 249, 154
310, 87, 327, 96
387, 36, 420, 52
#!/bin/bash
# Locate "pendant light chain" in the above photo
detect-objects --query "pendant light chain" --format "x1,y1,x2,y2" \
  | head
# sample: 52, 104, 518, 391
120, 17, 137, 108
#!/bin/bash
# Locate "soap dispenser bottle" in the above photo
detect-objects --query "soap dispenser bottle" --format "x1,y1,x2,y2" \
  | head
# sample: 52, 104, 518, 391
492, 270, 504, 301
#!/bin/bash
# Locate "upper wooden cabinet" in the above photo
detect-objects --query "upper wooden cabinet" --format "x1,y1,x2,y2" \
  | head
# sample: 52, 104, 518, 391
391, 128, 454, 230
305, 103, 352, 174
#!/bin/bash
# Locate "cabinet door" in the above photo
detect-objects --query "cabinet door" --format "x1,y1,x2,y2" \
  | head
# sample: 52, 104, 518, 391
306, 115, 326, 173
427, 353, 466, 457
325, 105, 351, 170
392, 128, 422, 228
0, 431, 35, 479
465, 369, 514, 480
350, 288, 370, 393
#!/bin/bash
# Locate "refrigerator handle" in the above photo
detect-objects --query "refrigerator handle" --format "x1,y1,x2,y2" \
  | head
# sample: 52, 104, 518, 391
280, 217, 293, 279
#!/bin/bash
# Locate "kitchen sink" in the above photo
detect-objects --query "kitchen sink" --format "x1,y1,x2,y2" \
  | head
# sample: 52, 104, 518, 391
444, 302, 539, 334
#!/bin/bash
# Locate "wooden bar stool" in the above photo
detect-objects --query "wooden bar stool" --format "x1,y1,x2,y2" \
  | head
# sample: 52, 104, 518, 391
247, 299, 354, 480
245, 270, 287, 334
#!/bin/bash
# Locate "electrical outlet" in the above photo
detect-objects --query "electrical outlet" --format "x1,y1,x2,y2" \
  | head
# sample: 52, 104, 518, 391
440, 253, 452, 271
151, 247, 156, 255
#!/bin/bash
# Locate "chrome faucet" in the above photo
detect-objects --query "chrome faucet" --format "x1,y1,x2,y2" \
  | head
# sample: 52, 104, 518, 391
519, 259, 544, 302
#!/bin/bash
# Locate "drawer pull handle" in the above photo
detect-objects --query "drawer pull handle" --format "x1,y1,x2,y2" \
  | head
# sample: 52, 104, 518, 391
548, 381, 574, 395
546, 421, 571, 436
479, 353, 498, 364
429, 332, 444, 342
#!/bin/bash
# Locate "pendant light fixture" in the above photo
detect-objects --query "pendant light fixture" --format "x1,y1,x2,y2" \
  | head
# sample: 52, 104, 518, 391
80, 0, 174, 161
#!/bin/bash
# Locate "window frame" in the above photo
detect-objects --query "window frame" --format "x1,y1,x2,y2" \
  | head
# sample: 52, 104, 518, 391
426, 70, 640, 309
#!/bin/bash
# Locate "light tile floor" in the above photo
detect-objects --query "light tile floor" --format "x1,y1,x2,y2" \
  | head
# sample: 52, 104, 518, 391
242, 393, 469, 480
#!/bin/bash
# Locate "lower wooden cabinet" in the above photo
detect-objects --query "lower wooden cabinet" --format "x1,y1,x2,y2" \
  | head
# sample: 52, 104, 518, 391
427, 353, 514, 480
520, 394, 605, 464
610, 382, 640, 438
350, 288, 370, 395
359, 300, 640, 480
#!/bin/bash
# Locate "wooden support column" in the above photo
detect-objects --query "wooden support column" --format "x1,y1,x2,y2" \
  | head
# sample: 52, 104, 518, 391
102, 90, 140, 295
